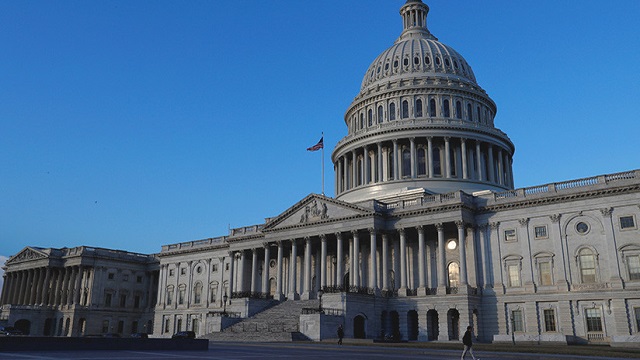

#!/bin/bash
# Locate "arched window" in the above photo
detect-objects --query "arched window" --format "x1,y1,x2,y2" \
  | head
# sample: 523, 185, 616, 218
448, 262, 459, 288
193, 282, 202, 304
402, 100, 409, 118
467, 103, 473, 121
443, 99, 450, 118
357, 158, 363, 186
433, 147, 442, 176
368, 109, 373, 127
477, 106, 482, 123
210, 282, 218, 303
579, 248, 597, 283
387, 149, 394, 180
429, 99, 436, 117
402, 149, 411, 177
377, 105, 383, 123
389, 103, 396, 120
416, 99, 423, 117
417, 148, 426, 175
455, 101, 462, 119
359, 113, 364, 129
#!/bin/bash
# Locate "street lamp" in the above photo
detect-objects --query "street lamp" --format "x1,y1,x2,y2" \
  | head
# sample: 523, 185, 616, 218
317, 290, 323, 313
223, 292, 228, 316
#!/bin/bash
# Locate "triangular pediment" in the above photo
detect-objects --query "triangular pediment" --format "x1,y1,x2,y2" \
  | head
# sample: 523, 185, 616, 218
263, 194, 374, 231
6, 247, 48, 264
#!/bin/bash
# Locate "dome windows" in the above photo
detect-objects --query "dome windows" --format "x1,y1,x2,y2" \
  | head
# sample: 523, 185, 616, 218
403, 58, 409, 66
425, 56, 431, 65
368, 109, 373, 126
394, 60, 399, 68
385, 62, 389, 71
377, 106, 383, 123
429, 99, 436, 117
454, 60, 459, 69
435, 57, 441, 66
467, 103, 473, 121
402, 100, 409, 118
455, 101, 462, 119
389, 103, 396, 120
414, 56, 420, 65
416, 99, 423, 117
445, 58, 451, 67
443, 99, 451, 118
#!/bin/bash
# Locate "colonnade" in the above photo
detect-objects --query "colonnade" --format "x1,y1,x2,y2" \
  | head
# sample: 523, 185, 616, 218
334, 136, 513, 195
0, 266, 92, 307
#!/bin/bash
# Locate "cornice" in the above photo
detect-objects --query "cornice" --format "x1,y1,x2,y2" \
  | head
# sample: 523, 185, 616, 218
157, 243, 230, 257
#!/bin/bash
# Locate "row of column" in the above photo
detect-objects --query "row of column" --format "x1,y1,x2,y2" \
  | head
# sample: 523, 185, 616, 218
335, 137, 513, 194
0, 266, 91, 307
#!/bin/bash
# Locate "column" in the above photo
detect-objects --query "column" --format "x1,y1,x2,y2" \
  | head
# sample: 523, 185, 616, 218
336, 232, 344, 287
505, 153, 513, 188
262, 243, 270, 295
382, 233, 389, 291
0, 273, 9, 305
276, 241, 284, 300
377, 143, 383, 183
436, 223, 447, 294
417, 226, 426, 291
461, 138, 468, 179
457, 221, 468, 287
351, 150, 357, 188
349, 236, 354, 286
427, 137, 434, 178
601, 208, 623, 287
218, 257, 225, 305
157, 265, 166, 307
74, 266, 83, 305
288, 240, 298, 299
475, 141, 483, 181
487, 144, 495, 183
302, 236, 312, 299
40, 268, 50, 305
18, 270, 28, 304
363, 146, 370, 184
410, 138, 416, 178
238, 251, 246, 292
228, 253, 236, 301
444, 137, 451, 178
337, 158, 343, 193
478, 225, 490, 288
352, 231, 360, 287
369, 229, 378, 291
320, 235, 327, 290
29, 268, 40, 305
250, 249, 258, 294
392, 140, 399, 180
399, 228, 407, 293
497, 149, 504, 185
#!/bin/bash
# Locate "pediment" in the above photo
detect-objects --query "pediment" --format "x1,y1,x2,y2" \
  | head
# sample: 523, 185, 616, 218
263, 194, 374, 231
6, 247, 48, 264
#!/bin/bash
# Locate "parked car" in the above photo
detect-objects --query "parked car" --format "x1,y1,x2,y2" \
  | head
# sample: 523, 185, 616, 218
171, 331, 195, 339
0, 326, 24, 336
130, 332, 149, 338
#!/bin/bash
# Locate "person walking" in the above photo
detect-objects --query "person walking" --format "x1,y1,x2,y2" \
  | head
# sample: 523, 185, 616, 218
337, 324, 344, 345
461, 326, 479, 360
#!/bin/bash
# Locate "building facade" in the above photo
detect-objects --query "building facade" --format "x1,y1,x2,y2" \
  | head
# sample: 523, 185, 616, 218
2, 0, 640, 345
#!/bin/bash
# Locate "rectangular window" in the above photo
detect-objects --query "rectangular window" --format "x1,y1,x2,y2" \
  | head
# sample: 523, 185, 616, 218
136, 276, 143, 283
225, 263, 229, 271
169, 269, 175, 277
585, 308, 603, 332
134, 295, 141, 309
164, 318, 170, 333
635, 308, 640, 332
120, 294, 127, 307
628, 255, 640, 280
108, 273, 115, 280
177, 318, 183, 332
539, 261, 553, 286
511, 310, 524, 332
167, 290, 173, 305
534, 226, 548, 239
180, 268, 186, 275
102, 320, 109, 333
105, 293, 112, 307
543, 309, 556, 332
504, 229, 517, 242
620, 216, 636, 229
508, 264, 521, 287
117, 320, 124, 334
212, 264, 218, 272
179, 289, 185, 305
122, 274, 129, 282
131, 321, 138, 334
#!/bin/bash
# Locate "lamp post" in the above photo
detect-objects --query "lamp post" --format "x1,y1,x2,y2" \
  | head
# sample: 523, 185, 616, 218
223, 292, 228, 316
317, 289, 323, 313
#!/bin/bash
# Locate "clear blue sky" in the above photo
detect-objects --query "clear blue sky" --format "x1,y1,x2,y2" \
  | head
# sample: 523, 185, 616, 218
1, 0, 639, 261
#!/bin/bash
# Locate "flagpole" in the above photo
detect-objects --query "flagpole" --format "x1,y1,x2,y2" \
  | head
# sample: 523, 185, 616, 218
321, 132, 325, 196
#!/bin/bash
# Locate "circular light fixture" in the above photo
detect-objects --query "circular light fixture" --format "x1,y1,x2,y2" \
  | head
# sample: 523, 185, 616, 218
447, 240, 457, 250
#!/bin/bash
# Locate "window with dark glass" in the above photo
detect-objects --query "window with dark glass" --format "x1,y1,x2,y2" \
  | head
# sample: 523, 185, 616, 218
477, 106, 482, 123
467, 103, 472, 121
425, 56, 431, 65
443, 99, 450, 118
416, 99, 423, 117
389, 103, 396, 120
433, 147, 441, 176
402, 100, 409, 118
417, 148, 426, 175
134, 295, 140, 309
429, 99, 436, 117
377, 105, 383, 123
543, 309, 556, 332
535, 226, 548, 239
620, 216, 636, 229
402, 149, 411, 177
579, 248, 597, 283
403, 58, 409, 66
368, 109, 373, 126
586, 308, 603, 332
194, 283, 202, 304
511, 310, 524, 332
455, 101, 462, 119
388, 150, 394, 180
105, 293, 112, 307
360, 113, 364, 129
634, 308, 640, 332
627, 255, 640, 280
120, 294, 127, 307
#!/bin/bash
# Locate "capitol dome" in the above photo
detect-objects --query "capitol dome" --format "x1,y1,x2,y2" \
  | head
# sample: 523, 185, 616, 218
332, 0, 515, 204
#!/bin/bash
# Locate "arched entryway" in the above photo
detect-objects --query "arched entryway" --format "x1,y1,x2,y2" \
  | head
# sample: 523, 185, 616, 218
43, 318, 54, 336
15, 319, 31, 335
448, 309, 460, 340
407, 310, 419, 340
380, 311, 388, 339
353, 315, 366, 339
390, 311, 400, 340
77, 318, 86, 336
427, 309, 439, 341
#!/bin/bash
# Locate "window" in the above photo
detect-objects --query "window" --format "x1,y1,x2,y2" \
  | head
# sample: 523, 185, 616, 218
467, 103, 472, 121
416, 99, 423, 117
359, 113, 364, 129
178, 288, 186, 305
180, 268, 186, 275
417, 148, 426, 175
102, 320, 110, 334
368, 109, 373, 126
425, 56, 431, 65
225, 263, 229, 271
620, 216, 636, 229
104, 293, 112, 307
414, 56, 419, 65
402, 100, 409, 118
167, 288, 174, 305
210, 284, 218, 303
635, 308, 640, 332
389, 103, 396, 120
534, 226, 548, 239
131, 321, 138, 334
504, 229, 517, 242
403, 57, 409, 66
477, 106, 482, 123
117, 321, 124, 334
134, 295, 140, 309
120, 294, 127, 307
176, 318, 183, 332
194, 282, 203, 304
455, 101, 462, 119
429, 99, 436, 117
377, 105, 383, 123
627, 255, 640, 280
108, 273, 115, 280
447, 262, 459, 288
164, 318, 170, 333
576, 222, 589, 234
432, 147, 441, 176
539, 261, 553, 286
579, 248, 597, 283
585, 308, 603, 332
136, 276, 143, 283
508, 264, 521, 287
543, 309, 556, 332
212, 264, 218, 272
443, 99, 450, 118
122, 274, 129, 282
402, 149, 411, 177
511, 310, 524, 332
169, 269, 175, 277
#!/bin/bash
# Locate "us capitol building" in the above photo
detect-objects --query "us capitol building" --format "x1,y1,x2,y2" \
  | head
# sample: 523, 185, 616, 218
2, 0, 639, 346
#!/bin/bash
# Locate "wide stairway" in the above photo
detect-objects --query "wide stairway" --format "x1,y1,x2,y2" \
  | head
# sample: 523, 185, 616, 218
204, 299, 319, 342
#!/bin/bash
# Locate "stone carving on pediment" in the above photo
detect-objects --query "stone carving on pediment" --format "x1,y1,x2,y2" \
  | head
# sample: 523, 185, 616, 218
9, 248, 46, 263
299, 199, 329, 224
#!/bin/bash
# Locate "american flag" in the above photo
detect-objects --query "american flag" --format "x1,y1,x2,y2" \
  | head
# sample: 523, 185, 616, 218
306, 137, 324, 151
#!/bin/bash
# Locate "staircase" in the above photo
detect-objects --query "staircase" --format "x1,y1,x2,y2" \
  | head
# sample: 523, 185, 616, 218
204, 299, 318, 342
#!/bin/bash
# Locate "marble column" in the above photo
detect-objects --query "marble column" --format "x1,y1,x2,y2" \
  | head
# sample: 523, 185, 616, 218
382, 233, 389, 291
377, 142, 383, 183
417, 226, 426, 291
262, 243, 271, 295
487, 144, 495, 183
457, 221, 468, 287
369, 229, 378, 291
399, 228, 407, 293
444, 137, 451, 178
250, 249, 258, 294
320, 235, 327, 290
352, 231, 360, 287
392, 140, 399, 180
364, 146, 370, 184
475, 141, 483, 181
302, 237, 312, 299
288, 240, 298, 299
461, 138, 468, 179
336, 232, 344, 288
228, 253, 235, 301
436, 223, 447, 294
427, 137, 434, 178
410, 138, 416, 178
276, 241, 284, 300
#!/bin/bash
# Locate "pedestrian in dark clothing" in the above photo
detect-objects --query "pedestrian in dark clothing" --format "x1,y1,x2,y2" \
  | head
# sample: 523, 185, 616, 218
461, 326, 478, 360
337, 325, 344, 345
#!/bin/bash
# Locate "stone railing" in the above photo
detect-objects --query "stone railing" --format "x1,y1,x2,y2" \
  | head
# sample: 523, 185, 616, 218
163, 236, 227, 252
230, 225, 264, 236
376, 191, 460, 211
207, 311, 241, 318
492, 170, 638, 201
446, 286, 459, 294
302, 307, 344, 316
230, 291, 272, 300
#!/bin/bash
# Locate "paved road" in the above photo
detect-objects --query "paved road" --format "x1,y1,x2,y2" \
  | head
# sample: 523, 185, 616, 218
0, 342, 634, 360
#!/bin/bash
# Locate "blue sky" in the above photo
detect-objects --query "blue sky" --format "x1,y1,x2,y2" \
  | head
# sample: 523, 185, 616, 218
1, 0, 639, 268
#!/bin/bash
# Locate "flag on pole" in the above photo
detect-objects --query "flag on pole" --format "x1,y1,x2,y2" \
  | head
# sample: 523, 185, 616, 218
306, 137, 324, 151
